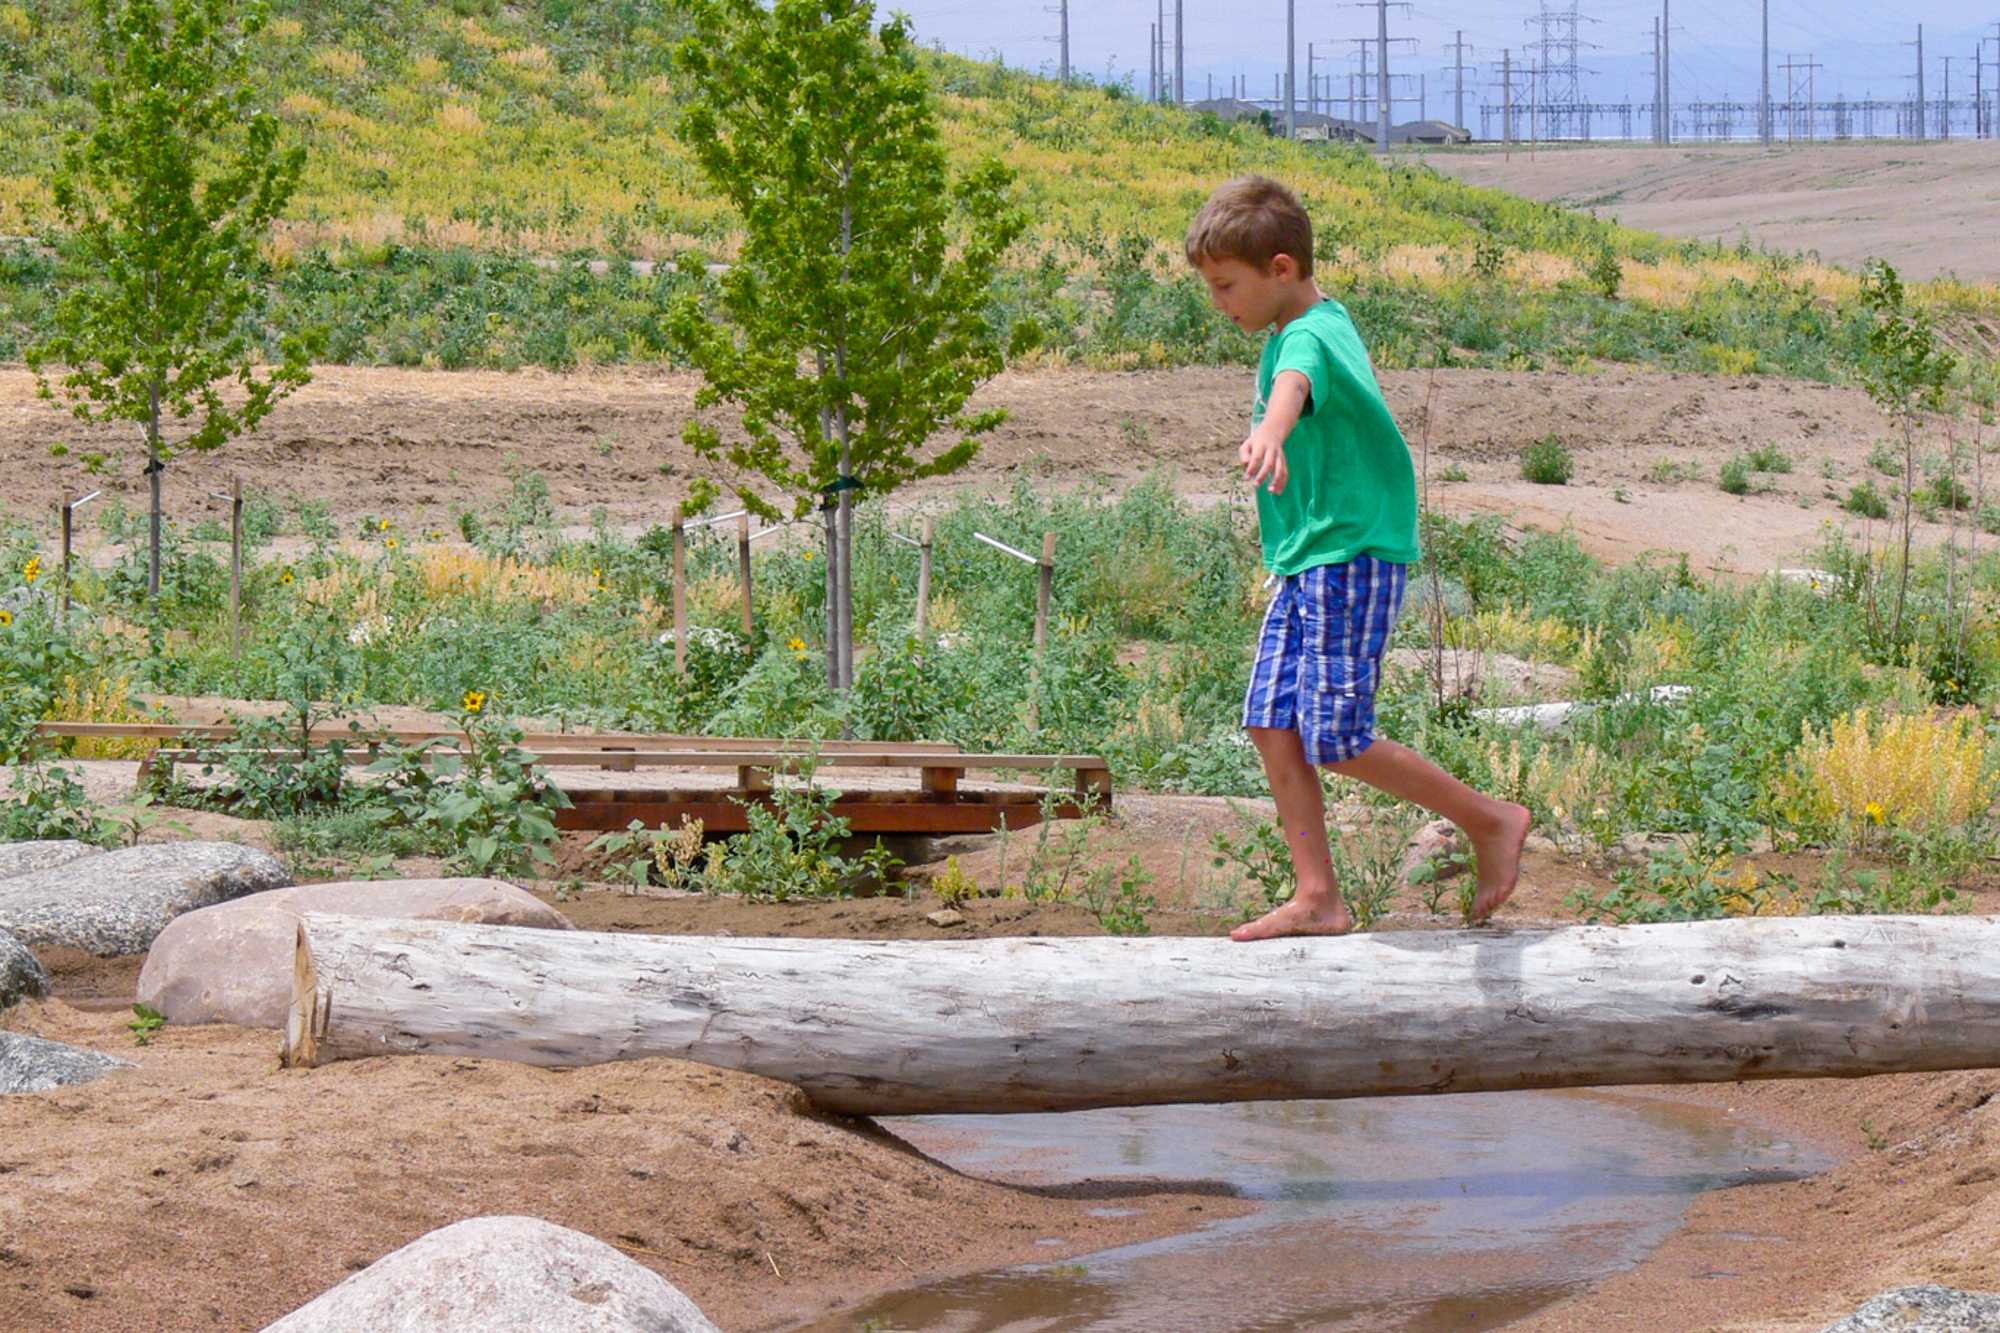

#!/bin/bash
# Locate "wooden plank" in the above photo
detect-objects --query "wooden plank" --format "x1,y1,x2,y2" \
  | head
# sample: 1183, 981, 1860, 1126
36, 722, 237, 740
32, 720, 960, 756
552, 792, 1068, 835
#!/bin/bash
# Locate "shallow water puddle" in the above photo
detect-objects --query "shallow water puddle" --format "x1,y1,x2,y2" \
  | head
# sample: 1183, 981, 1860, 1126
791, 1090, 1825, 1333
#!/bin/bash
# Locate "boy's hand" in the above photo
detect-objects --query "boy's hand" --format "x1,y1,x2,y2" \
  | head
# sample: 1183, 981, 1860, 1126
1240, 428, 1289, 496
1242, 370, 1310, 497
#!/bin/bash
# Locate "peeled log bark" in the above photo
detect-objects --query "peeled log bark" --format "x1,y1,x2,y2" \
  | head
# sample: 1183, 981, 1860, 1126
284, 912, 2000, 1117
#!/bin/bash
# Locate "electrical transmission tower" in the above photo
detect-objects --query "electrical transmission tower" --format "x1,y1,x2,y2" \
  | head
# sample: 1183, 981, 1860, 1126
1527, 1, 1598, 140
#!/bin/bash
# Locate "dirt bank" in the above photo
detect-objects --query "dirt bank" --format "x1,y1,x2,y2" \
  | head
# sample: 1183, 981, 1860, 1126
3, 360, 1975, 579
1418, 139, 2000, 285
12, 773, 2000, 1332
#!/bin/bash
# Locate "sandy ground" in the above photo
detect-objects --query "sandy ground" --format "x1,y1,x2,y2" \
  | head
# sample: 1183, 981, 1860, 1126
2, 359, 1984, 580
13, 760, 2000, 1332
1417, 140, 2000, 285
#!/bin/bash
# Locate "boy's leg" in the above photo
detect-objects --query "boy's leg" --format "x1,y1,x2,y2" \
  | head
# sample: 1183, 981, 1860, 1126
1232, 726, 1352, 941
1327, 738, 1530, 922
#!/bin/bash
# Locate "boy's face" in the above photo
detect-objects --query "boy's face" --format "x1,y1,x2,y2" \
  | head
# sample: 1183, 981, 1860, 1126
1194, 254, 1299, 334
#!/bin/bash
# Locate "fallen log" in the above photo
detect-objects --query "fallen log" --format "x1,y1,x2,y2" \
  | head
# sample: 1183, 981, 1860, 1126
284, 912, 2000, 1117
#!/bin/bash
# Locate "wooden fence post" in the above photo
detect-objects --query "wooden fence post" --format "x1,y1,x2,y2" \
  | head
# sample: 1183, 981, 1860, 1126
59, 492, 72, 620
916, 516, 933, 637
1034, 531, 1056, 655
672, 518, 687, 676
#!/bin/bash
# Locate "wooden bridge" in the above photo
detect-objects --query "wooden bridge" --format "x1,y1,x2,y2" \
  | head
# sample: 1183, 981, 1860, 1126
32, 722, 1113, 835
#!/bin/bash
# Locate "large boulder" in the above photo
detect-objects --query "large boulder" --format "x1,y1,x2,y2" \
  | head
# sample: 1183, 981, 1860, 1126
0, 1030, 131, 1095
0, 840, 97, 881
0, 842, 291, 956
0, 930, 49, 1009
139, 879, 574, 1028
1815, 1285, 2000, 1333
258, 1215, 724, 1333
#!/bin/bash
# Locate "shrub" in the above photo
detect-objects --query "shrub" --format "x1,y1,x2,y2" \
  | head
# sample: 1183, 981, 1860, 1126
1718, 455, 1752, 495
1794, 707, 1993, 833
1927, 475, 1973, 511
1844, 481, 1891, 519
1521, 434, 1573, 485
1745, 444, 1793, 473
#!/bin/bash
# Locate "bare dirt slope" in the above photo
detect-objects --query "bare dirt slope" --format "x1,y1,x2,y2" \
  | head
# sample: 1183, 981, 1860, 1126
2, 361, 1969, 578
1417, 140, 2000, 283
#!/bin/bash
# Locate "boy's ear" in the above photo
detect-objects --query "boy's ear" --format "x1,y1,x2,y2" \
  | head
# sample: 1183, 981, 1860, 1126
1269, 252, 1299, 281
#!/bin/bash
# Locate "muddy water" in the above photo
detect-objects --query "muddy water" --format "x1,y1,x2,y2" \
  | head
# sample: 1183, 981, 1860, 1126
794, 1091, 1825, 1333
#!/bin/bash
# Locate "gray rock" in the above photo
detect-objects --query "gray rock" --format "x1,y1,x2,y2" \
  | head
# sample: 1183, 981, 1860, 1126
0, 930, 49, 1009
1816, 1285, 2000, 1333
0, 840, 98, 881
0, 842, 291, 956
0, 1030, 132, 1094
258, 1215, 724, 1333
139, 879, 574, 1029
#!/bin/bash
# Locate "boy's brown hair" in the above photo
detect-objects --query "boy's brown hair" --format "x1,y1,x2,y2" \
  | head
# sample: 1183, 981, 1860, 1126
1184, 175, 1314, 277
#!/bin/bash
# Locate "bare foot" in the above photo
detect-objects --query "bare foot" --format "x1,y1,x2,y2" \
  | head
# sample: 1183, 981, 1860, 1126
1230, 897, 1353, 942
1465, 802, 1533, 924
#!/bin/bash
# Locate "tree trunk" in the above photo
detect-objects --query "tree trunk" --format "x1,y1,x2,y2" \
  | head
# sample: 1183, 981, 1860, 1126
836, 481, 854, 692
146, 382, 163, 602
822, 499, 839, 690
283, 913, 2000, 1117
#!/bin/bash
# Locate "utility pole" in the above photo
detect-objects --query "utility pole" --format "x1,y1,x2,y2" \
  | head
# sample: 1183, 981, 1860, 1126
1308, 42, 1316, 117
1057, 0, 1069, 83
1653, 16, 1663, 143
1377, 0, 1392, 153
1990, 25, 2000, 139
1980, 40, 1994, 137
1447, 29, 1474, 132
1350, 37, 1372, 124
1286, 0, 1296, 137
1504, 48, 1514, 155
1943, 56, 1954, 139
1174, 0, 1183, 105
1661, 0, 1671, 145
1152, 19, 1168, 103
1913, 24, 1926, 140
1780, 55, 1795, 139
1783, 54, 1822, 140
1760, 0, 1771, 145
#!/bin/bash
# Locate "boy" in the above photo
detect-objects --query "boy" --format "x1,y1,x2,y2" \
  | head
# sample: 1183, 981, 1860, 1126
1187, 175, 1531, 941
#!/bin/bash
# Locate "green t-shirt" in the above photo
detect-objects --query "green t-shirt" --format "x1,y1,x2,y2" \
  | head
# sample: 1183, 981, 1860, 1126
1251, 298, 1420, 574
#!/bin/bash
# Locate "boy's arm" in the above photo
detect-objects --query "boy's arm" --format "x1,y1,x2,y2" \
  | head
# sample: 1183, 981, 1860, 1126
1241, 369, 1312, 497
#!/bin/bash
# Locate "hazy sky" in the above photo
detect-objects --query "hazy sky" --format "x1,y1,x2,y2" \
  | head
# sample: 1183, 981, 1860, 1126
891, 0, 2000, 124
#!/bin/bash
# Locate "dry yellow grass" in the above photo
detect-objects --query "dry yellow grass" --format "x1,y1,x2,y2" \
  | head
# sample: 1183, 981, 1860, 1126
1446, 603, 1579, 665
436, 102, 485, 137
312, 48, 366, 79
413, 544, 596, 608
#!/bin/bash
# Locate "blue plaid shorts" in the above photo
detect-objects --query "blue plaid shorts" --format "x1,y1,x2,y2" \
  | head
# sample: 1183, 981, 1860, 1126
1242, 556, 1407, 764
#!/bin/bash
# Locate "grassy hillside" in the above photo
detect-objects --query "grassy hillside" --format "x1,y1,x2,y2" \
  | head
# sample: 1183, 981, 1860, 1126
1, 0, 1995, 377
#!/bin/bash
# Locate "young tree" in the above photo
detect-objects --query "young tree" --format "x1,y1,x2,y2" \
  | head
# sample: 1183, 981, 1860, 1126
1853, 260, 1958, 645
27, 0, 311, 603
668, 0, 1025, 690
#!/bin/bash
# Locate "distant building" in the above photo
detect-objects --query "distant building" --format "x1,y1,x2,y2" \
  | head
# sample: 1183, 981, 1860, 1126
1390, 119, 1474, 145
1189, 99, 1377, 144
1187, 101, 1469, 146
